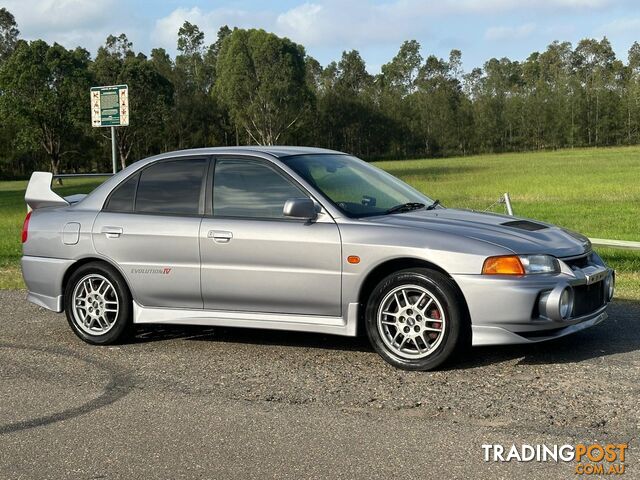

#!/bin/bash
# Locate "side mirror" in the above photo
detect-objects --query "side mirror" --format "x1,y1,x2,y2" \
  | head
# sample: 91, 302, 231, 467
283, 198, 317, 220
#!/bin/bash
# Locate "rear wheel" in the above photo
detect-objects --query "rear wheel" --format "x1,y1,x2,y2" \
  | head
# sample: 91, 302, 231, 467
64, 262, 132, 345
365, 268, 465, 371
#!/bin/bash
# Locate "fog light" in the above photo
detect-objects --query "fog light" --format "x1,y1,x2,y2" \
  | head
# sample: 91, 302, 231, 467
538, 284, 573, 321
604, 273, 615, 301
559, 287, 573, 320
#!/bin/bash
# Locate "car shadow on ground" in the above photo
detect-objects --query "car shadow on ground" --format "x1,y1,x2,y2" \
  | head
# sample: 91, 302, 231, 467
132, 323, 373, 353
452, 300, 640, 369
130, 300, 640, 368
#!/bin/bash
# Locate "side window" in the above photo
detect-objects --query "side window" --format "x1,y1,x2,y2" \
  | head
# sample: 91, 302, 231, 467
135, 159, 207, 215
213, 159, 306, 219
104, 173, 138, 212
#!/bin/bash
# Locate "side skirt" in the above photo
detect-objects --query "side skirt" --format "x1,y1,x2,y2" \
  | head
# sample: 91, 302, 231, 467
133, 302, 360, 337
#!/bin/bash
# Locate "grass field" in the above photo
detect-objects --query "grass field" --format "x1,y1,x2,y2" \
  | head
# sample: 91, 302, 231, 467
0, 177, 105, 289
1, 146, 638, 298
375, 146, 640, 299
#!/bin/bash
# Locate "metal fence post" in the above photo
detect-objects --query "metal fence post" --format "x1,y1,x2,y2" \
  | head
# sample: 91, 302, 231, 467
503, 192, 514, 216
498, 192, 640, 250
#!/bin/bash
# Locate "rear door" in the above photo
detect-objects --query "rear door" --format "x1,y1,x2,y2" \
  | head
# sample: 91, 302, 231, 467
199, 157, 342, 316
93, 157, 208, 309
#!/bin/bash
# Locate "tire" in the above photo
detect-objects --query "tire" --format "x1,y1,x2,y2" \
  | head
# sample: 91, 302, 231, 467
64, 261, 132, 345
365, 268, 467, 371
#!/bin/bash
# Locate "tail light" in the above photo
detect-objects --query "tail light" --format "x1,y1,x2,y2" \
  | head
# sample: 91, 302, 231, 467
21, 211, 32, 243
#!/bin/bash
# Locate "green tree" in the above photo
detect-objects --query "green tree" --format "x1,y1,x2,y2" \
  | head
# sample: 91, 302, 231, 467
316, 50, 394, 157
412, 51, 467, 155
150, 47, 173, 79
93, 34, 173, 168
216, 28, 312, 145
0, 40, 91, 178
536, 41, 574, 148
169, 21, 230, 149
0, 7, 19, 62
381, 40, 422, 96
0, 8, 20, 174
573, 38, 617, 146
623, 42, 640, 144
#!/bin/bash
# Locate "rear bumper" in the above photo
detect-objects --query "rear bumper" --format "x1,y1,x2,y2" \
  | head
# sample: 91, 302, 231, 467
21, 256, 72, 312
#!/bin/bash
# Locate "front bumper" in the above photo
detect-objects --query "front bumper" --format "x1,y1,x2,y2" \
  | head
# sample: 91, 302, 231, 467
471, 308, 607, 346
452, 256, 614, 347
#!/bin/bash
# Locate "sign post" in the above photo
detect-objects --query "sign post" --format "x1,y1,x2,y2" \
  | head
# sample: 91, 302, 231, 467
90, 85, 129, 174
111, 126, 117, 174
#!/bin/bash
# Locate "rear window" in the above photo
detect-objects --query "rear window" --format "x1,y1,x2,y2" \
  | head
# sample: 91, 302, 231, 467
104, 174, 138, 212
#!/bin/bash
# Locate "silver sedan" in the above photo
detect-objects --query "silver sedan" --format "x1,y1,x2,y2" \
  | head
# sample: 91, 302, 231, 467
21, 147, 614, 370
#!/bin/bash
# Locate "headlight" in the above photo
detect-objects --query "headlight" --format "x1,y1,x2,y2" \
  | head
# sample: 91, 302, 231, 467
482, 254, 559, 275
519, 254, 560, 274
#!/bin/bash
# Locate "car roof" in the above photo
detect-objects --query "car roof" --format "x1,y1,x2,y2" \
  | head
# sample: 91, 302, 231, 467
76, 146, 347, 212
148, 145, 344, 160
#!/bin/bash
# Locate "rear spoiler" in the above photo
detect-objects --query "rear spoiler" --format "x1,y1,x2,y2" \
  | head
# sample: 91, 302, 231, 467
25, 172, 69, 211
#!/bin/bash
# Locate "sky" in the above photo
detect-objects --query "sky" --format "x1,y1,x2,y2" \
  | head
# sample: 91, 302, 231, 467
4, 0, 640, 73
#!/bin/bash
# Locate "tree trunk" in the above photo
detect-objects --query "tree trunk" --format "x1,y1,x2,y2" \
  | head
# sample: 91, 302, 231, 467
118, 140, 129, 170
117, 129, 132, 170
595, 90, 599, 146
50, 157, 63, 185
628, 98, 632, 144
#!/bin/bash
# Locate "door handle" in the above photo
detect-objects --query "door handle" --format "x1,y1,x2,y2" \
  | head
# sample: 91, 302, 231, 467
101, 226, 123, 238
208, 230, 233, 243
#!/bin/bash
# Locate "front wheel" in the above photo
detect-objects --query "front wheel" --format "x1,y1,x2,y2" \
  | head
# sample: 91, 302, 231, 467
365, 268, 466, 371
64, 262, 132, 345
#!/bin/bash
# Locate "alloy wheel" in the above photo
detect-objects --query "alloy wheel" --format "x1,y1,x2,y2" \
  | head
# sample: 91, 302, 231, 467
376, 284, 446, 359
71, 274, 120, 335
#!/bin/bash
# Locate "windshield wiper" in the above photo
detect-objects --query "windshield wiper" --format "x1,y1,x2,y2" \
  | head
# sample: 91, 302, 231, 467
425, 199, 441, 210
385, 202, 426, 214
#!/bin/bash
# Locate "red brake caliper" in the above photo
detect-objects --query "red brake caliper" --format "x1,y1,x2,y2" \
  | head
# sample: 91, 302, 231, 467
429, 308, 441, 339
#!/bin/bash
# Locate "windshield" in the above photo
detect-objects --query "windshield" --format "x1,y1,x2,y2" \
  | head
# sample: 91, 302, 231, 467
282, 154, 433, 217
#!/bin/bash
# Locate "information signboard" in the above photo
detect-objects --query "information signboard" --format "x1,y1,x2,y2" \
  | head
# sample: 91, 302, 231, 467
90, 85, 129, 127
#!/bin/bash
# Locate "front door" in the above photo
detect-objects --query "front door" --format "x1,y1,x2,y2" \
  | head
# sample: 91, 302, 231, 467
93, 157, 208, 309
200, 157, 342, 316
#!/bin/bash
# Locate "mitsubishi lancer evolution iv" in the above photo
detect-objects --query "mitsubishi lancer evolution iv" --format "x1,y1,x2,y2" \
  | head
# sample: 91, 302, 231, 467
21, 147, 614, 370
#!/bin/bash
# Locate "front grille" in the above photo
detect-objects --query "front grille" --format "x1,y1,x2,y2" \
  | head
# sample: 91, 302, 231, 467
572, 280, 606, 317
563, 254, 590, 270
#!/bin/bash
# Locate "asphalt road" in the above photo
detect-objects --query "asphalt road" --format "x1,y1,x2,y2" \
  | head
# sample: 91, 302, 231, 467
1, 290, 638, 479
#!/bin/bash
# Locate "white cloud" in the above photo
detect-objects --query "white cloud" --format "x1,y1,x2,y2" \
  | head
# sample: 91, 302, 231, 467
148, 0, 621, 64
5, 0, 113, 31
436, 0, 613, 13
485, 23, 537, 41
4, 0, 142, 53
151, 0, 614, 53
598, 17, 640, 34
5, 0, 625, 62
275, 3, 324, 44
360, 0, 614, 17
275, 1, 414, 48
151, 6, 274, 53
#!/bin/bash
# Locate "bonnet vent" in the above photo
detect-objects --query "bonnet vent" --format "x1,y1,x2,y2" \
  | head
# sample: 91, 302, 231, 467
501, 220, 548, 231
